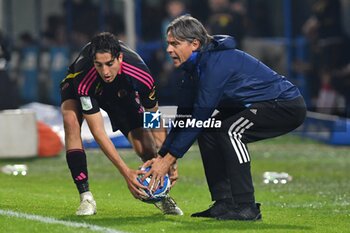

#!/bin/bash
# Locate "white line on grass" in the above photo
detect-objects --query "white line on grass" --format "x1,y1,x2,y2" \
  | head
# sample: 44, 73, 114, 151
0, 209, 125, 233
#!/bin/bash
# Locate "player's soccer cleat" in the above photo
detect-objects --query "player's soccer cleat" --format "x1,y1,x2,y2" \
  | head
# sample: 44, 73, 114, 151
154, 195, 183, 215
76, 192, 97, 216
191, 199, 234, 218
76, 199, 97, 216
216, 203, 262, 221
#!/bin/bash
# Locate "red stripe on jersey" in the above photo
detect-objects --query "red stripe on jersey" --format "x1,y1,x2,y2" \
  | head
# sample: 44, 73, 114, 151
78, 68, 97, 95
122, 62, 154, 83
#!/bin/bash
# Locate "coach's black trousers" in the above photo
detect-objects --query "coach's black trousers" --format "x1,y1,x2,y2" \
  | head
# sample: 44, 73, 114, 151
197, 96, 306, 204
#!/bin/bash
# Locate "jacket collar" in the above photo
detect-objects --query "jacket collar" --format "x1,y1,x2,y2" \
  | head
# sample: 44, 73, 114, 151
179, 51, 199, 74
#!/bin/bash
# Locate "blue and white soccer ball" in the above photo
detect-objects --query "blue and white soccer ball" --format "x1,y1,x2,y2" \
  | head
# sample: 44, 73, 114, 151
137, 166, 170, 203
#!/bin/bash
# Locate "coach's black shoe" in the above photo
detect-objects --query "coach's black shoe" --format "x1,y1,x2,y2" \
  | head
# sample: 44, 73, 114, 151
191, 199, 234, 218
216, 203, 262, 221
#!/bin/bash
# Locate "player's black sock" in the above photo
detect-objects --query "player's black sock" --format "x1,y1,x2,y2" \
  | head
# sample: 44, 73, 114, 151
66, 149, 89, 194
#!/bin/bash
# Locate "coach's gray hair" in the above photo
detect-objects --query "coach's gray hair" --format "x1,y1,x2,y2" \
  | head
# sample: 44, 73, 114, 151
166, 15, 212, 48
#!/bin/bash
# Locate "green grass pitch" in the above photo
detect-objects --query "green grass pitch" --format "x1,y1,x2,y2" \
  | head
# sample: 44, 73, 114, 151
0, 135, 349, 233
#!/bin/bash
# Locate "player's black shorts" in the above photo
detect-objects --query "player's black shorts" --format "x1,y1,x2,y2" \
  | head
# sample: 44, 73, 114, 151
103, 95, 144, 137
60, 79, 76, 103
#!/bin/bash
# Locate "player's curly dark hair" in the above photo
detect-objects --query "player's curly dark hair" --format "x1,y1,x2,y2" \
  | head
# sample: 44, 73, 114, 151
89, 32, 121, 59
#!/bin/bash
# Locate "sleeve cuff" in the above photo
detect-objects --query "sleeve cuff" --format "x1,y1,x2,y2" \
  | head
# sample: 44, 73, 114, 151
167, 148, 184, 159
158, 147, 167, 157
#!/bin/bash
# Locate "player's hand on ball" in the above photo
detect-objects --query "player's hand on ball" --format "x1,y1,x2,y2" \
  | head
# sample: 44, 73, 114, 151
137, 166, 170, 203
123, 168, 149, 200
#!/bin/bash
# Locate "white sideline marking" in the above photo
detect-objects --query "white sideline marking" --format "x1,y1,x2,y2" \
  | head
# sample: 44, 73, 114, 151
0, 209, 125, 233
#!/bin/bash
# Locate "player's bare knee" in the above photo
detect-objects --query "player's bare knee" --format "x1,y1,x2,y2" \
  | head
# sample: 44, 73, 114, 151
63, 113, 81, 133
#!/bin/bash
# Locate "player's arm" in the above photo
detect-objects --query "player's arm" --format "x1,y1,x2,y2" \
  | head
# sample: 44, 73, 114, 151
133, 80, 167, 150
82, 107, 148, 199
144, 102, 180, 187
140, 84, 180, 186
122, 51, 166, 147
122, 52, 178, 186
144, 102, 167, 150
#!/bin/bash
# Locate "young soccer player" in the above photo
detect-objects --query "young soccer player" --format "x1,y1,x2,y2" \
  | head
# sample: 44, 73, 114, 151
60, 32, 183, 216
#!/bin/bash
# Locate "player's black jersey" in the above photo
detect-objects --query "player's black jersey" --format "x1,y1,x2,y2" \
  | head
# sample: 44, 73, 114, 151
61, 41, 157, 114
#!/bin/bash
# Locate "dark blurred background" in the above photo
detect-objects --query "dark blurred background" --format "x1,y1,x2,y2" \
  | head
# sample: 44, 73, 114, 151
0, 0, 349, 117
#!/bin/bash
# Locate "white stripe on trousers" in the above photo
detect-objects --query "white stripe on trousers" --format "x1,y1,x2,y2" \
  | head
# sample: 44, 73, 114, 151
228, 117, 254, 164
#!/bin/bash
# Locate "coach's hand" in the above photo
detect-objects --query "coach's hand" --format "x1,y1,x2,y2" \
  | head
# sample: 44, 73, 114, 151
142, 154, 177, 192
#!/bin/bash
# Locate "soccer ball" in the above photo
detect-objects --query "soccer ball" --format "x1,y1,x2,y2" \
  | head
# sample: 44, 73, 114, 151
137, 166, 170, 203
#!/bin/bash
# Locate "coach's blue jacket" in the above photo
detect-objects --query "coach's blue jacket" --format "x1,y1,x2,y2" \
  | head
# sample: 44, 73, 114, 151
159, 35, 301, 158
